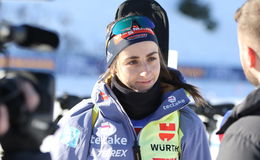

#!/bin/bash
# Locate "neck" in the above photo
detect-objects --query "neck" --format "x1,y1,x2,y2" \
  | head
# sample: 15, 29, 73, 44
111, 76, 162, 120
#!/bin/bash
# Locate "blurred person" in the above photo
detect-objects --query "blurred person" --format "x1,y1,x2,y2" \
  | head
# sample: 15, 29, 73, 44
0, 79, 40, 136
216, 0, 260, 159
51, 15, 211, 160
0, 105, 9, 137
0, 75, 51, 160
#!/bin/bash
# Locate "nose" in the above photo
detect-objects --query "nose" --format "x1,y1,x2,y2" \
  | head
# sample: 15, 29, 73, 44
139, 62, 151, 77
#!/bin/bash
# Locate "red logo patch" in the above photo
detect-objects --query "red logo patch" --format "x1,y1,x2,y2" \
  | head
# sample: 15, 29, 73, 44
100, 92, 108, 100
159, 123, 176, 141
127, 33, 147, 40
168, 96, 176, 103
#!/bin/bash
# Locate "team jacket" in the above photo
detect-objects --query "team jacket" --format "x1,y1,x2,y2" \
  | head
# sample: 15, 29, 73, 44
51, 80, 211, 160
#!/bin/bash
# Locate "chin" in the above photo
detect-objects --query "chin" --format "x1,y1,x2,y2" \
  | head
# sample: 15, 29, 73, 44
136, 86, 153, 92
133, 80, 156, 92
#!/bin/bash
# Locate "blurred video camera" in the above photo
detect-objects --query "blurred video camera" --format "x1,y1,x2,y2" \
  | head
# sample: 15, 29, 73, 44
0, 22, 59, 160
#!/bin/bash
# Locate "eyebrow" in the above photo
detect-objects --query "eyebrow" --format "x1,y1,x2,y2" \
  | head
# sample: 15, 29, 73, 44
125, 51, 158, 60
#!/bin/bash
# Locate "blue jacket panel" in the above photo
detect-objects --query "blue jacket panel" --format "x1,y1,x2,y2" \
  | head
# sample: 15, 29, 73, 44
179, 107, 212, 160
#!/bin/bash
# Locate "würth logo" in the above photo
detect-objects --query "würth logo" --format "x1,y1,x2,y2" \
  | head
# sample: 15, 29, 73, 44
159, 123, 176, 141
100, 92, 108, 100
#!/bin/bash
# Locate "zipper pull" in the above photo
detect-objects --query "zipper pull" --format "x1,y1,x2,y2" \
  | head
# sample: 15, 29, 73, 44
133, 141, 142, 160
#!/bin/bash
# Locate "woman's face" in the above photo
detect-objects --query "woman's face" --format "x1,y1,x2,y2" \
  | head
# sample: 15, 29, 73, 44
115, 41, 160, 92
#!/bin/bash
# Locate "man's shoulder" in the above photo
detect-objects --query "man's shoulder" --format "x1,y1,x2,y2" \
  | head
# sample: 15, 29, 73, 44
217, 115, 260, 160
225, 115, 260, 143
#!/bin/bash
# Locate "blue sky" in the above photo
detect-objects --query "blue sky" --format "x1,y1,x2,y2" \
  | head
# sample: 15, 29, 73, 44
1, 0, 246, 66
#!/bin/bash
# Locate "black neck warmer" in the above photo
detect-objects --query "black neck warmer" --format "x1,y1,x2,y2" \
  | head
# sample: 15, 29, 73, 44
111, 76, 162, 120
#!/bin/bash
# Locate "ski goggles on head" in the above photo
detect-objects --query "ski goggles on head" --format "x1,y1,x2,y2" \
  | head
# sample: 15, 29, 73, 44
111, 15, 155, 35
106, 15, 155, 47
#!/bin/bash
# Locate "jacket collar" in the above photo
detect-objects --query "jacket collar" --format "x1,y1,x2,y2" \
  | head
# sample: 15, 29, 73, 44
217, 87, 260, 134
91, 80, 190, 121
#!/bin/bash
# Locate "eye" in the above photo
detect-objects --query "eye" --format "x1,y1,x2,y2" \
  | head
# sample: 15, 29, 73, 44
147, 56, 157, 62
127, 60, 138, 65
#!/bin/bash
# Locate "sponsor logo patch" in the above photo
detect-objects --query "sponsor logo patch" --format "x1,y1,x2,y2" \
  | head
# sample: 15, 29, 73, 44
127, 33, 147, 40
100, 92, 109, 101
163, 99, 186, 110
168, 96, 176, 103
91, 148, 128, 158
91, 122, 128, 146
60, 126, 80, 148
90, 121, 129, 158
97, 122, 116, 137
162, 89, 190, 110
159, 123, 176, 141
150, 144, 179, 152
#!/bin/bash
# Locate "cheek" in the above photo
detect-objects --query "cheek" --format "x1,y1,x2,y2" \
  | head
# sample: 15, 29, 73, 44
116, 67, 134, 84
153, 62, 161, 77
240, 53, 248, 69
118, 67, 129, 77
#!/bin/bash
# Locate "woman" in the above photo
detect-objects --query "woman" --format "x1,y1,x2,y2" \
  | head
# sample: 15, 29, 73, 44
51, 15, 211, 160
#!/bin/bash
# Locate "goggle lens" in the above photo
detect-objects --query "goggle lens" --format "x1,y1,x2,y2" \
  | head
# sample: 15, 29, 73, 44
112, 15, 155, 35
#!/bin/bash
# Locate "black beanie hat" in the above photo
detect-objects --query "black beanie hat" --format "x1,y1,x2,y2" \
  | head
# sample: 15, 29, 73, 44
106, 18, 158, 67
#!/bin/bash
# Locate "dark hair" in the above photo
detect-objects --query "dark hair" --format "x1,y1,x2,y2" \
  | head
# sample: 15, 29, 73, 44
158, 51, 207, 107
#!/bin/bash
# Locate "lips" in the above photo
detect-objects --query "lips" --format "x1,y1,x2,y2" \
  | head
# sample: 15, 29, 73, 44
134, 79, 155, 92
136, 79, 153, 85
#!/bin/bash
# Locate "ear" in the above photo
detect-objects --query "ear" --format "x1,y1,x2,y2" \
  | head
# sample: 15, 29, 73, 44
111, 65, 117, 75
248, 47, 256, 68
